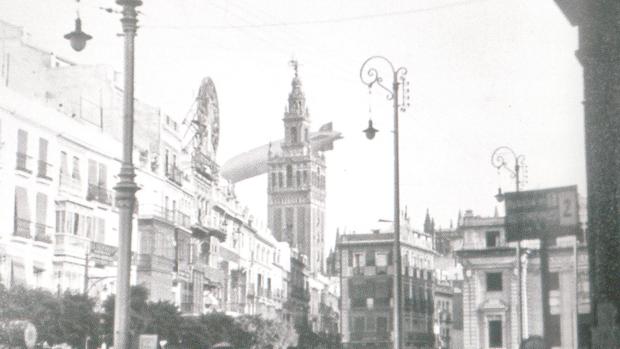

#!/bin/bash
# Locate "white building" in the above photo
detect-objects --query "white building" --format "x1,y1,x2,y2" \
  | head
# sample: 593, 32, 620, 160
456, 209, 590, 349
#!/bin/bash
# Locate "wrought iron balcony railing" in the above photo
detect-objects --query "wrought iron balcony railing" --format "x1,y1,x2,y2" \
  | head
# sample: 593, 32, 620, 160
139, 204, 191, 228
34, 223, 52, 243
15, 152, 31, 173
37, 160, 52, 180
165, 166, 184, 186
87, 184, 113, 205
14, 218, 31, 238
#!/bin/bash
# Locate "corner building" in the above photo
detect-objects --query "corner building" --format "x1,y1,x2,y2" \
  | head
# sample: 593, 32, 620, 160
337, 219, 436, 349
456, 210, 591, 349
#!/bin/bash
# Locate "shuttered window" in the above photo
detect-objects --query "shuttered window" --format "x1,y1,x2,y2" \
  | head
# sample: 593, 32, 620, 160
38, 138, 48, 177
60, 151, 68, 176
35, 193, 47, 238
16, 129, 28, 170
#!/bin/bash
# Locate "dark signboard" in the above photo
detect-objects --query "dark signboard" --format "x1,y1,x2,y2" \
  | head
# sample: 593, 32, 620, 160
505, 185, 579, 242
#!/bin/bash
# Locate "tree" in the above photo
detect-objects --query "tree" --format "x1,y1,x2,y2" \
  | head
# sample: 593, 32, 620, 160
142, 301, 183, 343
0, 285, 99, 348
58, 292, 99, 348
101, 285, 151, 346
235, 315, 297, 349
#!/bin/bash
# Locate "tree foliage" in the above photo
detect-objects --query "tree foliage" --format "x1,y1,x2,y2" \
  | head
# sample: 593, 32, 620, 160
0, 284, 98, 348
0, 284, 332, 349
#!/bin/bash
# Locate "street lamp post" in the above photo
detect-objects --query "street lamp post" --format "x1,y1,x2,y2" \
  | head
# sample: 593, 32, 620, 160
114, 1, 141, 349
360, 56, 409, 349
490, 146, 526, 343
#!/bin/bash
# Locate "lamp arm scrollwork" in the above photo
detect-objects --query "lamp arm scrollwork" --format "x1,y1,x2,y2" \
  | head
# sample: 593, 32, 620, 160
491, 146, 524, 177
360, 55, 398, 100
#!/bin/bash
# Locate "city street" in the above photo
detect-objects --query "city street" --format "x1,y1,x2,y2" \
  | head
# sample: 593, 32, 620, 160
0, 1, 616, 349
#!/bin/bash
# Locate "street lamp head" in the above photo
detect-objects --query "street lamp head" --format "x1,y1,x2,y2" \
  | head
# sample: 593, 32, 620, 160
495, 187, 505, 202
64, 17, 92, 52
363, 119, 378, 140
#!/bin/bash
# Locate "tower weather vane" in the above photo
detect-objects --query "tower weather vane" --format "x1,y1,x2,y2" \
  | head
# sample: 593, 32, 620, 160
289, 59, 299, 77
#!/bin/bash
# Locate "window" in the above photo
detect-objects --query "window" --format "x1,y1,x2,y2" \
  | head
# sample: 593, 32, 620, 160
353, 253, 362, 267
549, 314, 561, 347
286, 165, 293, 187
366, 250, 375, 266
16, 129, 28, 171
549, 272, 560, 291
353, 316, 365, 334
164, 149, 169, 176
72, 156, 81, 180
60, 151, 68, 177
37, 138, 49, 178
290, 127, 298, 143
376, 252, 388, 267
35, 193, 48, 242
14, 186, 31, 238
488, 319, 502, 348
377, 316, 388, 334
487, 272, 502, 291
271, 173, 276, 188
278, 173, 283, 188
486, 231, 500, 247
87, 160, 109, 204
296, 170, 301, 187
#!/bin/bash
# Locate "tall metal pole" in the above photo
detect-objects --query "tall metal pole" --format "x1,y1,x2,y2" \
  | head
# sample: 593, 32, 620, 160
392, 71, 403, 349
540, 234, 551, 349
83, 251, 89, 294
114, 1, 141, 349
491, 146, 525, 344
515, 161, 523, 344
360, 56, 408, 349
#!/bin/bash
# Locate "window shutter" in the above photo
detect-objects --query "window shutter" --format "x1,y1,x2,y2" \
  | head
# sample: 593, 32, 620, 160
38, 138, 48, 162
98, 163, 107, 188
60, 152, 68, 176
17, 129, 27, 154
35, 193, 47, 225
88, 160, 97, 185
15, 186, 30, 220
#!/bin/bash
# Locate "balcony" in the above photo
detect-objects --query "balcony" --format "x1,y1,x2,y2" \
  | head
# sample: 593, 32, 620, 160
59, 173, 81, 197
87, 184, 113, 205
192, 152, 219, 180
140, 204, 191, 228
14, 218, 31, 239
37, 160, 52, 180
34, 223, 52, 243
15, 152, 31, 173
55, 233, 90, 257
165, 166, 184, 186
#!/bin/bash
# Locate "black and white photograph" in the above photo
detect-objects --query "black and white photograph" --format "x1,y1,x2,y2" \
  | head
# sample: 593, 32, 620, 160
0, 0, 615, 348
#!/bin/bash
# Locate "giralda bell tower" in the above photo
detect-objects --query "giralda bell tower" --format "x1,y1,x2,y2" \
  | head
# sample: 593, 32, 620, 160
267, 61, 326, 273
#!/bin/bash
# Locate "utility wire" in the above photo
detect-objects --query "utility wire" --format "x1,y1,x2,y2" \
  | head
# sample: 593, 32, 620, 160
143, 0, 491, 30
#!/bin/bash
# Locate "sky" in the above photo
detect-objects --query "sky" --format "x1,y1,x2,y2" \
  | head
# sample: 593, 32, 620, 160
0, 0, 584, 251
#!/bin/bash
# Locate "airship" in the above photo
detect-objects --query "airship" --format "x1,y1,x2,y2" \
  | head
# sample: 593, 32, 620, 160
220, 122, 342, 183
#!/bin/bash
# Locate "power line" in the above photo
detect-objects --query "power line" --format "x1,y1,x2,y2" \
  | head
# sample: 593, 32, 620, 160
143, 0, 491, 30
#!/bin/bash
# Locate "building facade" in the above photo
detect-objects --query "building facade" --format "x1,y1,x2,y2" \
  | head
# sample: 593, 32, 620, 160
457, 210, 591, 349
0, 20, 296, 320
0, 21, 341, 342
337, 218, 436, 349
554, 1, 620, 347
